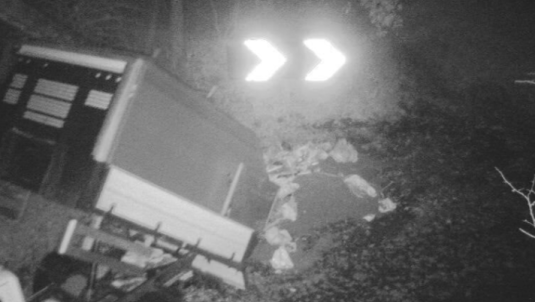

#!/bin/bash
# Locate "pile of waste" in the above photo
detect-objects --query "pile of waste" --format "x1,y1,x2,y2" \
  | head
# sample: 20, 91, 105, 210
262, 139, 397, 272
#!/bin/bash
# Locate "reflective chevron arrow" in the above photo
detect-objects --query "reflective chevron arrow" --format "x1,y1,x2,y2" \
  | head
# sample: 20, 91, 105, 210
303, 39, 346, 82
244, 39, 287, 82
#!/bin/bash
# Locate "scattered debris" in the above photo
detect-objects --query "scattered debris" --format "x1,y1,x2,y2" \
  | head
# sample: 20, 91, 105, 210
111, 276, 147, 292
264, 139, 360, 189
378, 198, 397, 213
264, 141, 332, 184
266, 192, 299, 229
329, 139, 359, 163
344, 174, 377, 198
264, 226, 297, 271
262, 139, 375, 273
121, 246, 176, 269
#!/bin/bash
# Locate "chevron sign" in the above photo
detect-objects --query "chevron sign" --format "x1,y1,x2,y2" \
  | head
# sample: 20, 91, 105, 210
244, 39, 287, 82
230, 38, 347, 82
303, 39, 346, 81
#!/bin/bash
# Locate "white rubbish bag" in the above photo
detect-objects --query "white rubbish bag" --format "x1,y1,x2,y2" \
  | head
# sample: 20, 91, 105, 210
276, 182, 300, 199
344, 174, 377, 198
270, 246, 294, 272
265, 226, 293, 246
379, 198, 397, 213
281, 198, 298, 222
329, 139, 359, 163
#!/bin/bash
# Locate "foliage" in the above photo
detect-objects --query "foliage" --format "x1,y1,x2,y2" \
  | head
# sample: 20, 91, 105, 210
178, 0, 409, 146
359, 0, 403, 36
23, 0, 151, 51
16, 0, 409, 144
22, 0, 187, 75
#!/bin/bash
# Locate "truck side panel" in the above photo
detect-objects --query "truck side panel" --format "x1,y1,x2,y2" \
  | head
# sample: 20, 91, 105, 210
96, 166, 253, 262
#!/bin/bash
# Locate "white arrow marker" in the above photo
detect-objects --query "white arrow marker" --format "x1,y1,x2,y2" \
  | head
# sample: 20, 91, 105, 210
244, 39, 287, 82
304, 39, 346, 82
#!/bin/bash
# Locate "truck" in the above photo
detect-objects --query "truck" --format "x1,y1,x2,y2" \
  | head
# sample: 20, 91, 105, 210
0, 44, 274, 298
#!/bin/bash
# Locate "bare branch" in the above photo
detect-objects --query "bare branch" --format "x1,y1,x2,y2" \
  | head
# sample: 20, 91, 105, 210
496, 167, 535, 239
520, 228, 535, 239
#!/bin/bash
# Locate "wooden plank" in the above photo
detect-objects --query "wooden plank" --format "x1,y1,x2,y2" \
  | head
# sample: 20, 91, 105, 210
96, 166, 254, 262
66, 248, 145, 276
221, 163, 244, 216
77, 223, 153, 257
58, 219, 150, 276
59, 219, 152, 258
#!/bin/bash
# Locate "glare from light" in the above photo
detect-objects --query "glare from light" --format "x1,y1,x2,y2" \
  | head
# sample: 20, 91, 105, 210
304, 39, 346, 81
244, 39, 287, 82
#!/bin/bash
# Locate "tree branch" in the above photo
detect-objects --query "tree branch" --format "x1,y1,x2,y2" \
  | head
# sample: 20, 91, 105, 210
496, 167, 535, 238
520, 228, 535, 239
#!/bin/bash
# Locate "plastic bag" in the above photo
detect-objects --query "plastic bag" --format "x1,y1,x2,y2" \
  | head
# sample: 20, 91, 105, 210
329, 139, 358, 163
265, 226, 293, 246
379, 198, 397, 213
276, 182, 300, 199
270, 246, 294, 271
344, 174, 377, 198
281, 198, 298, 222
